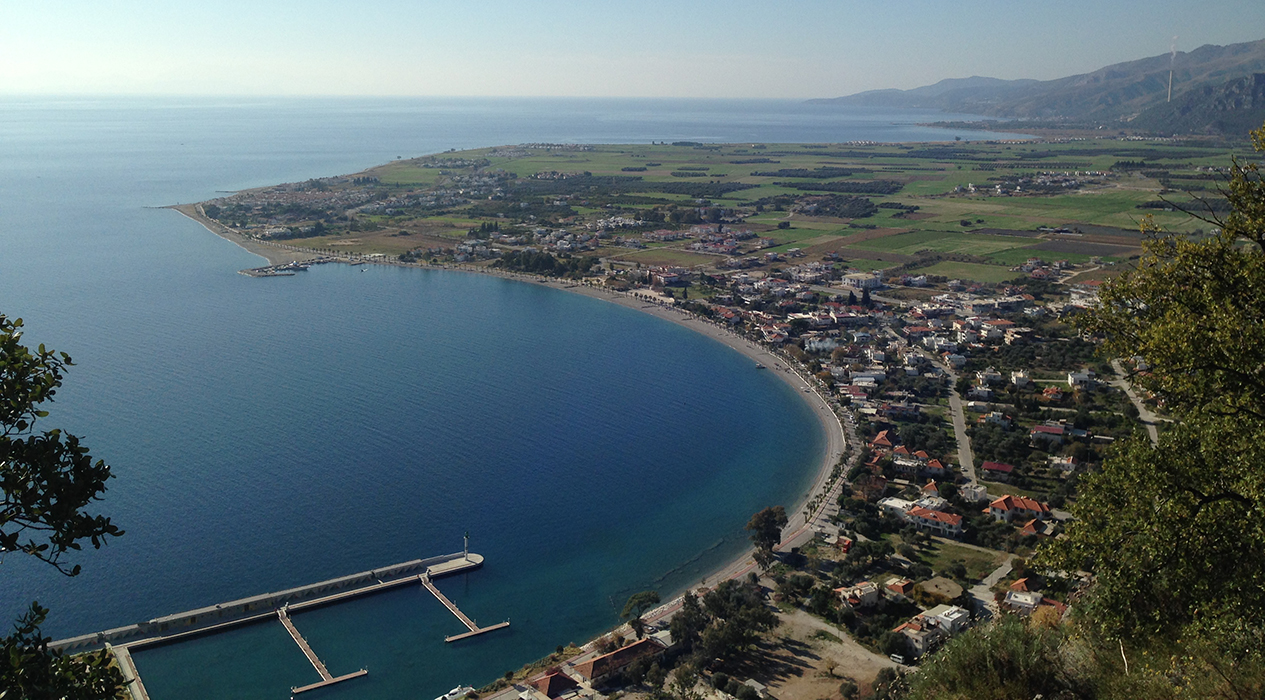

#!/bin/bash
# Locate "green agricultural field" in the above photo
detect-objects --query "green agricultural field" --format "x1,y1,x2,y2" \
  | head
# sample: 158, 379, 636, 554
848, 230, 1033, 256
984, 247, 1102, 265
905, 261, 1023, 283
216, 137, 1237, 266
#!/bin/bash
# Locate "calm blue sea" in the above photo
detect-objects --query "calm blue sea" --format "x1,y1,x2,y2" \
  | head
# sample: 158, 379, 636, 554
0, 97, 1020, 699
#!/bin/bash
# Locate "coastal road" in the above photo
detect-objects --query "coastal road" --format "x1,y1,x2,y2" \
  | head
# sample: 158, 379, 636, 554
1110, 359, 1161, 446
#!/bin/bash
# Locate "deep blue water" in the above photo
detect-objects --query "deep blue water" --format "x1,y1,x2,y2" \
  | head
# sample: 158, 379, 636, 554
0, 97, 1020, 699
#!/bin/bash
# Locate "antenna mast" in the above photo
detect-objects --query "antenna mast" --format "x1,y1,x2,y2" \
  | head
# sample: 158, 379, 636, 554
1168, 36, 1178, 103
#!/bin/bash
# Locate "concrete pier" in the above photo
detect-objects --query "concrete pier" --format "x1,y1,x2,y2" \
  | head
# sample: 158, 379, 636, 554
53, 551, 485, 653
109, 645, 151, 700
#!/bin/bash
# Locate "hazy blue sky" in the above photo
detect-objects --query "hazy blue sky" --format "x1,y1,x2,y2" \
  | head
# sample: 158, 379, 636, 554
3, 1, 1264, 98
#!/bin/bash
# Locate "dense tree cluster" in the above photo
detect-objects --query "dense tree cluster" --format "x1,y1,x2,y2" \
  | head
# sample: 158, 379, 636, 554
783, 180, 904, 195
750, 167, 856, 178
808, 195, 879, 219
492, 251, 597, 278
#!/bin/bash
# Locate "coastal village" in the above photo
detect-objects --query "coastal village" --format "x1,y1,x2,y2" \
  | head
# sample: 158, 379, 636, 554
189, 140, 1182, 700
449, 255, 1135, 700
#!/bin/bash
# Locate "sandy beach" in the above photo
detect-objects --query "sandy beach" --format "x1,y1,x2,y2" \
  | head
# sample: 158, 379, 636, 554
172, 213, 850, 627
170, 204, 325, 266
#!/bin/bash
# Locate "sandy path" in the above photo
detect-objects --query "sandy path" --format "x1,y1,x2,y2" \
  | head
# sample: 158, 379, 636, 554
764, 608, 900, 696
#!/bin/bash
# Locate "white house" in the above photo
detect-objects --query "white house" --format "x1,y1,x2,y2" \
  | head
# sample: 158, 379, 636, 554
1004, 590, 1043, 615
878, 497, 917, 518
836, 581, 881, 609
925, 604, 971, 634
959, 484, 989, 502
1067, 370, 1096, 387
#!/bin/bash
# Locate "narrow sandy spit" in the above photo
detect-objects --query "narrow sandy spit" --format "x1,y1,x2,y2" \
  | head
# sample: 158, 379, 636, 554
170, 204, 324, 266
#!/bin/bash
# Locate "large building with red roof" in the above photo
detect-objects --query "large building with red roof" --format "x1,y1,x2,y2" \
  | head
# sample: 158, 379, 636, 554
989, 494, 1051, 523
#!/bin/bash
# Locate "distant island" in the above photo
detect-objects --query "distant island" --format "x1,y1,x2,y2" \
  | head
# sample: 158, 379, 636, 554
810, 37, 1265, 136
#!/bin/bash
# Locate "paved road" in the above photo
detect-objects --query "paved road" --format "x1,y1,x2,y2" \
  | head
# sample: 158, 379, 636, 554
946, 389, 977, 483
967, 555, 1016, 622
1110, 359, 1160, 446
906, 340, 977, 483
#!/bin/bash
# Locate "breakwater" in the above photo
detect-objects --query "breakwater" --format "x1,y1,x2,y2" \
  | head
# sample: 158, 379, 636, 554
53, 552, 484, 653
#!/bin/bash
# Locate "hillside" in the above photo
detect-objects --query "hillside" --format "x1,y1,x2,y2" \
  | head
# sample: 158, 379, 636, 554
1130, 72, 1265, 134
813, 37, 1265, 132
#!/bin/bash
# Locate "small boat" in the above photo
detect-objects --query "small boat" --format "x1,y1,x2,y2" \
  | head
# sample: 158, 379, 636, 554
435, 686, 474, 700
755, 363, 766, 369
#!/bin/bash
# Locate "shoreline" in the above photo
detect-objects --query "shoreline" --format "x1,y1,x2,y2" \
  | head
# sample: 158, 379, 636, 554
170, 204, 326, 266
171, 204, 850, 640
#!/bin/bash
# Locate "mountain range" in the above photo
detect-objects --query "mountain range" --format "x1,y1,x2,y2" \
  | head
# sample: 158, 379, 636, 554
812, 38, 1265, 135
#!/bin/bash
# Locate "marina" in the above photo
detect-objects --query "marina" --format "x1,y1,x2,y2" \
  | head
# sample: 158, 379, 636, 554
54, 551, 508, 696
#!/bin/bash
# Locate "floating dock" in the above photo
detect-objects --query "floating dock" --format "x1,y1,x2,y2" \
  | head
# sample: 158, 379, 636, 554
421, 573, 511, 642
278, 607, 368, 694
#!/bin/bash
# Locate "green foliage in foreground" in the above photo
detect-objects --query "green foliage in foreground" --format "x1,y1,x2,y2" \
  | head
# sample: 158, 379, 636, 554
905, 615, 1082, 700
1041, 121, 1265, 646
2, 604, 125, 700
908, 614, 1265, 700
1, 315, 126, 698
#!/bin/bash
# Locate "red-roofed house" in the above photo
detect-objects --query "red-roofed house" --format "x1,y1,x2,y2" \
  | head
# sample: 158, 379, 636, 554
886, 578, 915, 598
1029, 424, 1066, 446
532, 671, 580, 698
841, 385, 869, 401
907, 506, 964, 537
990, 495, 1051, 523
1020, 519, 1058, 537
573, 638, 665, 685
981, 461, 1015, 482
870, 430, 894, 449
